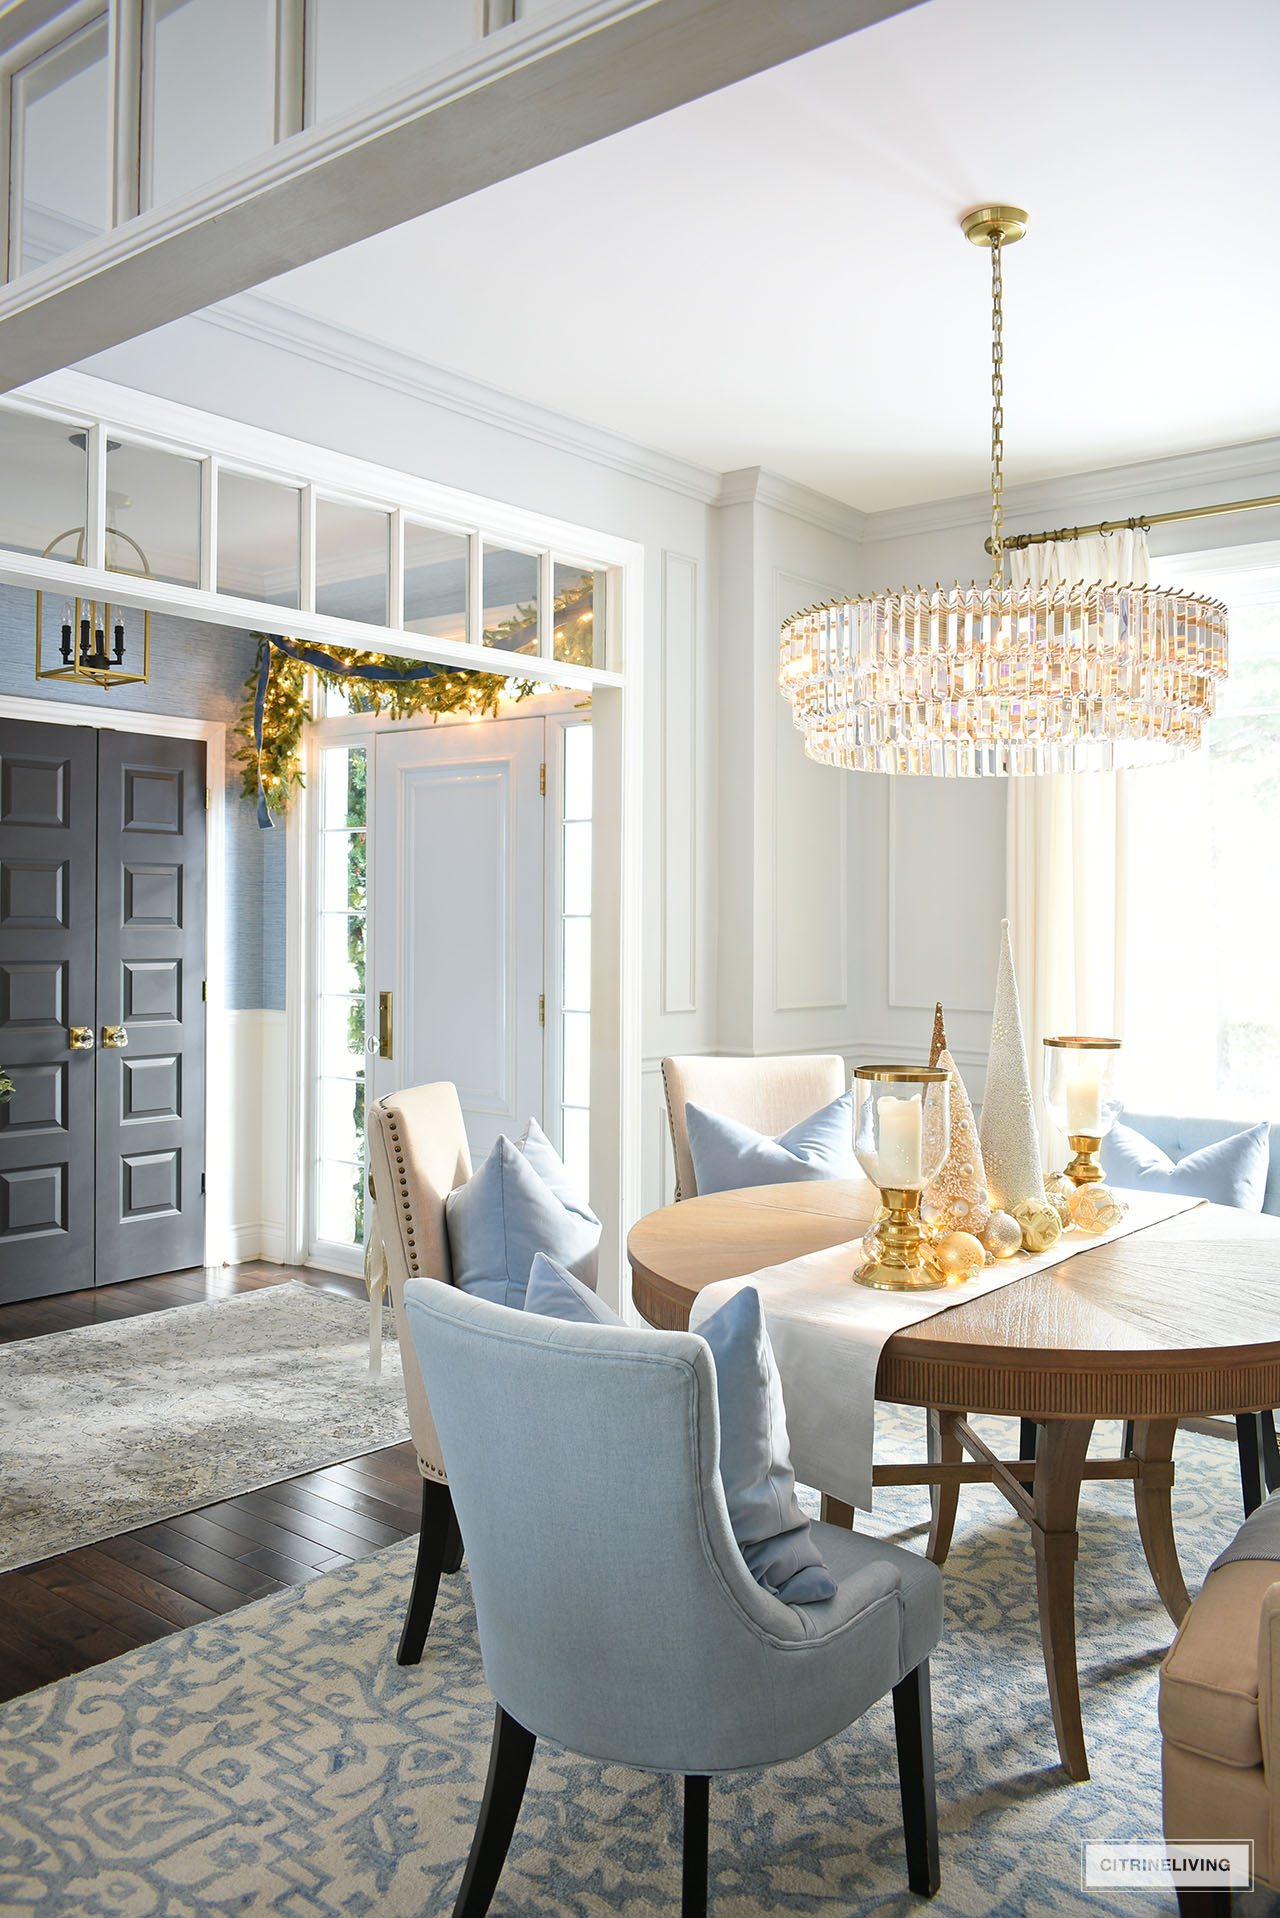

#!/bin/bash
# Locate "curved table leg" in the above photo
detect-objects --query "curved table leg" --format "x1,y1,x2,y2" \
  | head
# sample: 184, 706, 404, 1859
1130, 1417, 1191, 1625
1031, 1417, 1095, 1782
926, 1409, 963, 1565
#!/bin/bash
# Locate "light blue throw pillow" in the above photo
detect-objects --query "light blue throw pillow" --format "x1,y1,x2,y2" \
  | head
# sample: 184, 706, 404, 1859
697, 1285, 837, 1605
1101, 1119, 1271, 1211
445, 1129, 602, 1310
685, 1089, 855, 1198
524, 1251, 620, 1326
518, 1118, 597, 1224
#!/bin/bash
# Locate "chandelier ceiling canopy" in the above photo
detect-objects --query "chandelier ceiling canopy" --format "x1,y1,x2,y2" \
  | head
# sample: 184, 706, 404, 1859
779, 206, 1229, 777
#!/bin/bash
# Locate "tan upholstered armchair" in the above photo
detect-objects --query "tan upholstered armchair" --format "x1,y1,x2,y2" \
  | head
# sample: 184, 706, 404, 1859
366, 1081, 471, 1664
1161, 1553, 1280, 1913
660, 1054, 847, 1202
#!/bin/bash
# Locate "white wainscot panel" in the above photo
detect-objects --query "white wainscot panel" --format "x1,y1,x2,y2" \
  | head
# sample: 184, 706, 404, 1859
226, 1008, 286, 1262
660, 552, 698, 1016
888, 780, 1005, 1013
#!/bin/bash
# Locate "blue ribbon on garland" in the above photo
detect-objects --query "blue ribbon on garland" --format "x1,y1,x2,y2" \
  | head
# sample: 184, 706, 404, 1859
254, 633, 446, 828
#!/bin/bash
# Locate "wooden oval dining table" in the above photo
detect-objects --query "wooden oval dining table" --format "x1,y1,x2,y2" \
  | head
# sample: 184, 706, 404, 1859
627, 1177, 1280, 1781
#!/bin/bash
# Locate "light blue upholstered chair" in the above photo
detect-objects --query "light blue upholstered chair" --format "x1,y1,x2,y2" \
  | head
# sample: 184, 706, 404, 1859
1108, 1111, 1280, 1515
403, 1280, 945, 1917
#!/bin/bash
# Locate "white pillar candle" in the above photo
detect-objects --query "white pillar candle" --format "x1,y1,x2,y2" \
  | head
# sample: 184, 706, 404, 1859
877, 1093, 923, 1187
1065, 1058, 1102, 1134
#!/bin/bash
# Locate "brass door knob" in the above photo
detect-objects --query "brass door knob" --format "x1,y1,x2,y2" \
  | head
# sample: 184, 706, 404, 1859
102, 1025, 129, 1049
69, 1026, 94, 1050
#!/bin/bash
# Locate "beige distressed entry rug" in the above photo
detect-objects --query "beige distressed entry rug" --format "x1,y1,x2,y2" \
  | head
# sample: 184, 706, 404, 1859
0, 1281, 408, 1572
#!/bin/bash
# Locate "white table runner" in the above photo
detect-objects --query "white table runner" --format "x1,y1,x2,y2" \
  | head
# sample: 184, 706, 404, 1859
688, 1188, 1204, 1511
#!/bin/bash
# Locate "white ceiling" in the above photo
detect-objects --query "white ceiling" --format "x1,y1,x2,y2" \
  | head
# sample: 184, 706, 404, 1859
260, 0, 1280, 514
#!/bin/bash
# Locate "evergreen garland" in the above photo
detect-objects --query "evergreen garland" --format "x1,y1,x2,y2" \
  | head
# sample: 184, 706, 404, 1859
233, 577, 597, 817
233, 636, 536, 816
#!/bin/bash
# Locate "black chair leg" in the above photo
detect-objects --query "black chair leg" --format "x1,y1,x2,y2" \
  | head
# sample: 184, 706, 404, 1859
1176, 1890, 1232, 1917
1236, 1414, 1266, 1517
1260, 1410, 1280, 1494
453, 1705, 536, 1918
396, 1478, 463, 1666
682, 1774, 709, 1918
892, 1660, 940, 1899
1121, 1419, 1135, 1459
1019, 1418, 1038, 1460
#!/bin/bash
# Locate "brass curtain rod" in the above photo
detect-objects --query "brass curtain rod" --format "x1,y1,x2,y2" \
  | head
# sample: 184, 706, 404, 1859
989, 488, 1280, 554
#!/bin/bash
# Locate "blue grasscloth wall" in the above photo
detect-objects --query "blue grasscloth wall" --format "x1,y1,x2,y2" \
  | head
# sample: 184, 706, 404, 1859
0, 586, 285, 1010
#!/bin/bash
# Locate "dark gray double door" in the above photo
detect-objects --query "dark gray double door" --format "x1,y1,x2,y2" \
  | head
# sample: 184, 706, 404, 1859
0, 719, 206, 1303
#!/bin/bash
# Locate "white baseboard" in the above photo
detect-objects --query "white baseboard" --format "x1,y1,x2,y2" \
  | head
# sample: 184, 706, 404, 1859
225, 1220, 286, 1264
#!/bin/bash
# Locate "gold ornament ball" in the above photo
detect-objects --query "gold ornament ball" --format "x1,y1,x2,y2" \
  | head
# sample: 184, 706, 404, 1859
1043, 1172, 1075, 1226
1067, 1183, 1127, 1235
1011, 1197, 1063, 1254
982, 1210, 1023, 1259
930, 1231, 987, 1283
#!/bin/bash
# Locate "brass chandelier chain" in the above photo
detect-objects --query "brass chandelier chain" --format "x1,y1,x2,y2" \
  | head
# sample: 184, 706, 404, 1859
989, 229, 1005, 587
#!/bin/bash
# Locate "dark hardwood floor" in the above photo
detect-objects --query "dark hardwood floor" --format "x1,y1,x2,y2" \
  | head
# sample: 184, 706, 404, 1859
0, 1261, 420, 1706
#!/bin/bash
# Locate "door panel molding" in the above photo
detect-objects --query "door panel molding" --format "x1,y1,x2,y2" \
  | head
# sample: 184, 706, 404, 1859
0, 717, 95, 1298
371, 715, 545, 1175
95, 727, 206, 1284
0, 692, 227, 1267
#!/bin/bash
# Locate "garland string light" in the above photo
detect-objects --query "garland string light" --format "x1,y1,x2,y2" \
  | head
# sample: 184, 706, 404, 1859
235, 580, 598, 825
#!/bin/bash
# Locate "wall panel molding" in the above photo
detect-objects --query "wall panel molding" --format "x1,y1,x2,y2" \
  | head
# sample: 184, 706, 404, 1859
885, 779, 1001, 1015
771, 568, 847, 1014
660, 550, 699, 1015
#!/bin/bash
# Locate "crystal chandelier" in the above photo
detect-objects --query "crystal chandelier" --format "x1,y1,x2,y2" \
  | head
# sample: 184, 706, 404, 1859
778, 205, 1229, 776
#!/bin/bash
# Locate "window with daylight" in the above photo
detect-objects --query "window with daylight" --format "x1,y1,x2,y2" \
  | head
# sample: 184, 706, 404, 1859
559, 721, 593, 1192
1118, 562, 1280, 1120
312, 745, 368, 1250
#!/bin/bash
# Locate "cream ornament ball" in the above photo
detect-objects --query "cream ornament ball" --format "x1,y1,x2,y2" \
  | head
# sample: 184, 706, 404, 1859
1011, 1197, 1063, 1254
929, 1231, 987, 1283
982, 1210, 1023, 1259
1043, 1172, 1075, 1226
1067, 1184, 1128, 1235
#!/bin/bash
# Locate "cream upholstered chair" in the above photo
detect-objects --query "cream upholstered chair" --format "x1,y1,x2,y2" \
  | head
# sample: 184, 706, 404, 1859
366, 1081, 472, 1664
1160, 1531, 1280, 1914
660, 1054, 846, 1202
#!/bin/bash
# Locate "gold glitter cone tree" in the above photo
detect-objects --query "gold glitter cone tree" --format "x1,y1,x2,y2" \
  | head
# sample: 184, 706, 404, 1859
978, 920, 1046, 1212
923, 1048, 991, 1240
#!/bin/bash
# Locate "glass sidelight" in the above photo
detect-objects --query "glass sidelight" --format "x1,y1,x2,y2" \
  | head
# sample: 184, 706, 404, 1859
311, 743, 368, 1253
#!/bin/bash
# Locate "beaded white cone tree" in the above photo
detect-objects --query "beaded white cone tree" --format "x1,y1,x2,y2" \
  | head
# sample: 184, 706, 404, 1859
978, 919, 1046, 1213
922, 1048, 991, 1240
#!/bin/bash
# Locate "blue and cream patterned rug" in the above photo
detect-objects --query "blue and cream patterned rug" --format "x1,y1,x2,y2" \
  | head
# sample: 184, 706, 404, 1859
0, 1282, 406, 1572
2, 1410, 1278, 1917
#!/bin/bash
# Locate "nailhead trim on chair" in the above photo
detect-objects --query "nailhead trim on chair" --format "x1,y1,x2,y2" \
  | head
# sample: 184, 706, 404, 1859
385, 1112, 421, 1274
661, 1065, 686, 1203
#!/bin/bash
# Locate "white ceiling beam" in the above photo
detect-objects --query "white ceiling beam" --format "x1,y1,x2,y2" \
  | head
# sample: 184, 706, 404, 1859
0, 0, 922, 391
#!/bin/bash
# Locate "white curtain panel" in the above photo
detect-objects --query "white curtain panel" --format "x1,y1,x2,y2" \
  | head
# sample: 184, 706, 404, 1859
1006, 530, 1150, 1162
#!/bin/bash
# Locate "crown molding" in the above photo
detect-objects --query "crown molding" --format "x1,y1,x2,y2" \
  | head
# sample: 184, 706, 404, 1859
858, 435, 1280, 550
189, 291, 725, 507
717, 466, 868, 543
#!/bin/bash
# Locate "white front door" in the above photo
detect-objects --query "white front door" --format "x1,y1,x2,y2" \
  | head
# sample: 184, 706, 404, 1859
370, 716, 545, 1163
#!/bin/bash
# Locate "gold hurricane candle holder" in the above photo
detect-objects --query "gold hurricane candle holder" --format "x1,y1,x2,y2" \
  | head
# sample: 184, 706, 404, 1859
852, 1065, 950, 1290
1042, 1037, 1122, 1186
